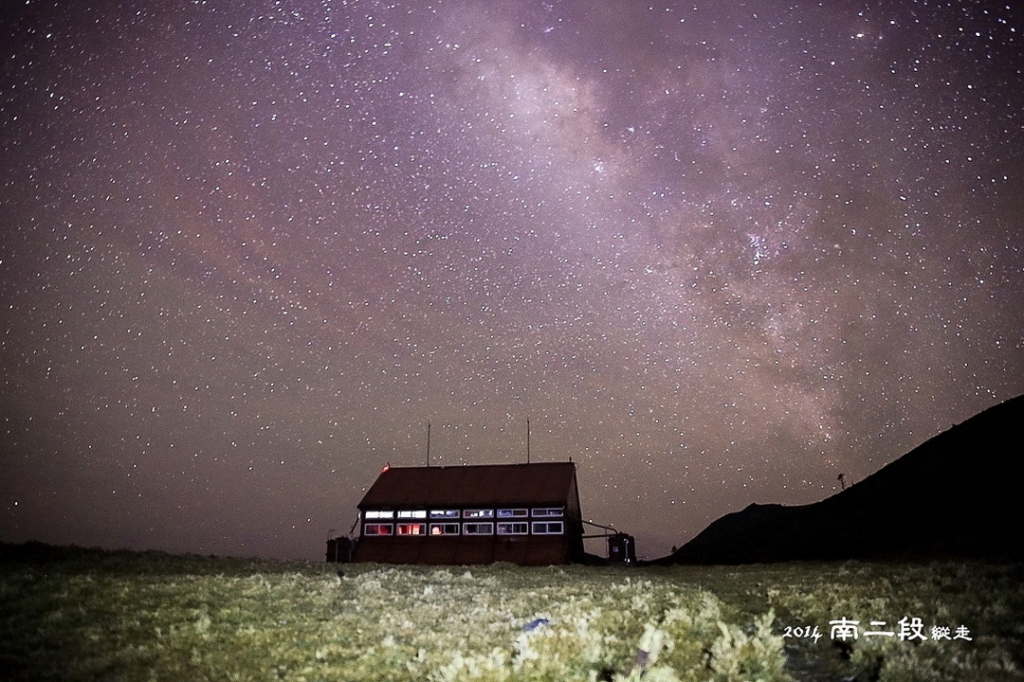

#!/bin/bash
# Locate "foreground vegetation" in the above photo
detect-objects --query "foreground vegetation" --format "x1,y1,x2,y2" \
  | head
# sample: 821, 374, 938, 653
1, 544, 1021, 681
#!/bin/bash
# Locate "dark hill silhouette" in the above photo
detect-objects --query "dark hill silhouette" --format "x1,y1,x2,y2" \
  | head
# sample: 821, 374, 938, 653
659, 394, 1024, 564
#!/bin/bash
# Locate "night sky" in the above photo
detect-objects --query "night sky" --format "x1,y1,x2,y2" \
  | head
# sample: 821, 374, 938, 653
2, 0, 1022, 561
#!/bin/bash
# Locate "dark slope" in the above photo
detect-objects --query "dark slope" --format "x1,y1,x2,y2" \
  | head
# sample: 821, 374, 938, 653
661, 394, 1024, 564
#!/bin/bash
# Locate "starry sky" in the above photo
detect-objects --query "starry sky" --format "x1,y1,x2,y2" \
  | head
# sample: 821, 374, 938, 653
2, 0, 1022, 561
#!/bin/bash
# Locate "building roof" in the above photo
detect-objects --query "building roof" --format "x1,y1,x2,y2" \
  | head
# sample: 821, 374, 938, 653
357, 461, 578, 510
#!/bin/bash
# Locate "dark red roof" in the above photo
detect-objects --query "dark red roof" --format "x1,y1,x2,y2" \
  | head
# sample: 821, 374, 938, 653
358, 462, 577, 509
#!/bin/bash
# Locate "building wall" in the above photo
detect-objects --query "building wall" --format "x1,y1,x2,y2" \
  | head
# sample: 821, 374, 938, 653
353, 504, 581, 565
353, 534, 571, 566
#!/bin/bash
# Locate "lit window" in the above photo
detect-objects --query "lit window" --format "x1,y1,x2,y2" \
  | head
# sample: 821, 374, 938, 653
397, 510, 427, 519
532, 507, 563, 518
497, 508, 528, 518
429, 509, 460, 519
396, 523, 426, 536
463, 509, 494, 519
463, 522, 494, 535
430, 523, 460, 536
497, 522, 529, 535
365, 510, 394, 519
531, 521, 564, 535
364, 524, 393, 536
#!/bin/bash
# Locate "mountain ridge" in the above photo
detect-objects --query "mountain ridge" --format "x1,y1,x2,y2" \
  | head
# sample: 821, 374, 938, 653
658, 394, 1024, 564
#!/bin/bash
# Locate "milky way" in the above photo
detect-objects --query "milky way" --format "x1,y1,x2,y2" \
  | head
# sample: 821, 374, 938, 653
2, 0, 1022, 560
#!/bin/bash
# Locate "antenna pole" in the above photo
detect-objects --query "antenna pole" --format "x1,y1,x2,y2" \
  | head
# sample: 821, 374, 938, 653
426, 421, 431, 467
526, 418, 531, 464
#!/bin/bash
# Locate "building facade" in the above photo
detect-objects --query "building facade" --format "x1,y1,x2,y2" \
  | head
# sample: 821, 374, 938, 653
351, 462, 585, 565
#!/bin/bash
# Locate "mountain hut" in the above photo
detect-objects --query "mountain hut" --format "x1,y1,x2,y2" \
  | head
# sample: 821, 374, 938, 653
351, 461, 585, 565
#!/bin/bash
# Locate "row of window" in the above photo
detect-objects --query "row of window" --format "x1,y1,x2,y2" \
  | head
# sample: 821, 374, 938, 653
363, 521, 565, 537
364, 507, 564, 520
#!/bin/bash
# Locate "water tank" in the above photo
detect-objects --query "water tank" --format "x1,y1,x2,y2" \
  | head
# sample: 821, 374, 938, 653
326, 536, 353, 563
607, 533, 636, 565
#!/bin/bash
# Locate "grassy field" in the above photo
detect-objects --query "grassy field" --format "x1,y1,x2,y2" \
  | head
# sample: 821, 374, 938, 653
1, 544, 1021, 681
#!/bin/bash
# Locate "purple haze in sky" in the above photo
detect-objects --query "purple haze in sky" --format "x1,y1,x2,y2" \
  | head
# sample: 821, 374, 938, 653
2, 0, 1022, 559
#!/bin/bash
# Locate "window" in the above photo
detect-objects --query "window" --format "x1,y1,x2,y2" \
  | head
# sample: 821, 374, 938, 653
463, 509, 494, 519
497, 522, 529, 535
397, 510, 427, 519
497, 508, 528, 518
532, 521, 564, 535
462, 522, 494, 535
429, 509, 460, 519
532, 507, 564, 518
396, 523, 426, 536
364, 524, 393, 536
430, 523, 460, 536
365, 510, 394, 519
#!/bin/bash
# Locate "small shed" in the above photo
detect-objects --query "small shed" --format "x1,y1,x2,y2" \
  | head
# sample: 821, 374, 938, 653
351, 461, 585, 565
